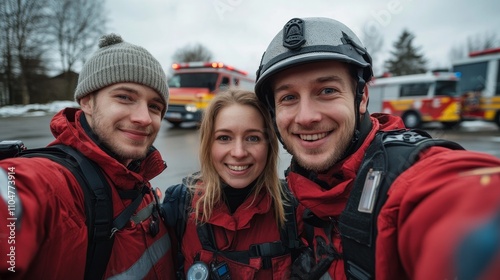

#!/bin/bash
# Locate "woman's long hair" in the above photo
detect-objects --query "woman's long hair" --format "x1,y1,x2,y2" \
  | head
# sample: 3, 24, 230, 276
190, 88, 287, 227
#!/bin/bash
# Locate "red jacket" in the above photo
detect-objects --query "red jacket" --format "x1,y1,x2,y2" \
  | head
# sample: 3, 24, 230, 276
0, 108, 175, 279
287, 113, 500, 279
181, 184, 293, 279
415, 166, 500, 280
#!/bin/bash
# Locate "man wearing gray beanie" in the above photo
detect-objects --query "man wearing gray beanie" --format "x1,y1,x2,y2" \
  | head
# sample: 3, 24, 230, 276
75, 33, 169, 117
0, 34, 176, 279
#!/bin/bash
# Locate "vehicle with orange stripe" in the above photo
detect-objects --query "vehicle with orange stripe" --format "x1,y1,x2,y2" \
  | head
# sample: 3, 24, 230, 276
367, 72, 462, 128
165, 62, 254, 127
452, 48, 500, 129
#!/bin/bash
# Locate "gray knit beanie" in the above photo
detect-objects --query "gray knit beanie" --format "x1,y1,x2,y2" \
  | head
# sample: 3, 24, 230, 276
75, 34, 169, 116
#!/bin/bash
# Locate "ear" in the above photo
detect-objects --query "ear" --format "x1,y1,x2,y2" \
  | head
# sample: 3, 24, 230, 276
359, 84, 369, 114
79, 94, 93, 115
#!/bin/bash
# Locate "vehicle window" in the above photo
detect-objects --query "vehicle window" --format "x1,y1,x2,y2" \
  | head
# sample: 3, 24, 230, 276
168, 75, 180, 88
168, 73, 219, 91
400, 83, 431, 97
453, 61, 488, 94
238, 79, 255, 90
219, 76, 230, 90
435, 81, 459, 97
233, 78, 239, 86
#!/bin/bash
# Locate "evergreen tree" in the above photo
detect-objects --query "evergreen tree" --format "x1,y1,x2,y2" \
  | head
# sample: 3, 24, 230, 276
385, 29, 427, 76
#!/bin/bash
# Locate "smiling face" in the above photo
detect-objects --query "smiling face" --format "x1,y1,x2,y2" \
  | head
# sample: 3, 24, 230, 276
80, 82, 165, 166
271, 61, 368, 172
210, 104, 269, 189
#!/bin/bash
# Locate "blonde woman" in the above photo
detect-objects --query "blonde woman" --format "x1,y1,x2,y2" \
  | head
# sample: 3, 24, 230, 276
163, 89, 297, 279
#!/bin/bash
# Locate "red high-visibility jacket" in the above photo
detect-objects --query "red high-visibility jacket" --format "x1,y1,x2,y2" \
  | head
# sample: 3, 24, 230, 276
0, 108, 175, 279
287, 113, 500, 279
182, 184, 293, 279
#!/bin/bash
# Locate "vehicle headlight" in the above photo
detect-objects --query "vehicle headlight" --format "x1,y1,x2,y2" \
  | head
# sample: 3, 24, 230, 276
186, 105, 198, 112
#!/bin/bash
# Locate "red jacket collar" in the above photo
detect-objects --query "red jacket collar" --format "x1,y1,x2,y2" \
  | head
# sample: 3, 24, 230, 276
48, 108, 166, 190
287, 114, 404, 219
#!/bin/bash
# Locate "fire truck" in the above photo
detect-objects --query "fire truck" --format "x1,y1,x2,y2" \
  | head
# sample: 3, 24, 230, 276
164, 61, 254, 126
452, 48, 500, 128
368, 72, 462, 128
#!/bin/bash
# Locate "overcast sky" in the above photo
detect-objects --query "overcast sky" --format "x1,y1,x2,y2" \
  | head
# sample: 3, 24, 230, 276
105, 0, 500, 78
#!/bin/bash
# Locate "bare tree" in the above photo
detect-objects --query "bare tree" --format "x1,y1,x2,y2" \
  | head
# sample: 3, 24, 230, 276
172, 43, 213, 63
49, 0, 106, 73
449, 31, 500, 61
0, 2, 13, 105
361, 23, 384, 76
0, 0, 51, 105
0, 0, 108, 105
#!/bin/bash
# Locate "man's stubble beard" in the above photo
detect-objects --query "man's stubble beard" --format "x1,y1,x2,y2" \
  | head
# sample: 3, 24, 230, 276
91, 106, 154, 163
284, 124, 355, 173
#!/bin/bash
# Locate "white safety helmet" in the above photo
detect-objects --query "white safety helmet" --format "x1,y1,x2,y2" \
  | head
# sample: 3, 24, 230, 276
255, 17, 373, 110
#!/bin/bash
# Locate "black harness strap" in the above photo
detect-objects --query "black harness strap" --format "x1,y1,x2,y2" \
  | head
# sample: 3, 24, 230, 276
279, 179, 302, 254
20, 145, 114, 280
196, 223, 289, 270
338, 129, 464, 280
112, 186, 150, 237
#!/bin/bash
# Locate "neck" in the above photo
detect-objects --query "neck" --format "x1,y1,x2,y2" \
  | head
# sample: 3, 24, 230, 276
222, 180, 257, 213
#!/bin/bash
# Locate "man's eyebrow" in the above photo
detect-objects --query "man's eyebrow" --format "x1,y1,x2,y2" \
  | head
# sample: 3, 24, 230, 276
111, 86, 165, 105
274, 75, 346, 92
110, 86, 139, 94
152, 96, 165, 105
274, 84, 291, 93
316, 75, 345, 84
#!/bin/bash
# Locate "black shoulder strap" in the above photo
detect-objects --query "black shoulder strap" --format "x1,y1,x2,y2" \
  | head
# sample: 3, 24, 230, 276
162, 182, 191, 239
279, 179, 304, 263
20, 145, 114, 280
338, 129, 464, 280
196, 222, 290, 270
162, 181, 192, 279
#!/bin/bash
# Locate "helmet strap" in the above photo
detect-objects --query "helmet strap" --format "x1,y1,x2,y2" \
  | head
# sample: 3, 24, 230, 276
339, 68, 367, 160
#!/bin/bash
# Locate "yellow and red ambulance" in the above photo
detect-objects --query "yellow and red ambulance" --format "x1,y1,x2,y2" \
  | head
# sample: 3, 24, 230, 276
165, 62, 254, 127
452, 48, 500, 128
367, 72, 462, 129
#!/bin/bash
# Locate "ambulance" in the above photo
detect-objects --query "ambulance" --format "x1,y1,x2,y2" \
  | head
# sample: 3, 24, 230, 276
164, 62, 254, 126
368, 72, 462, 128
452, 48, 500, 128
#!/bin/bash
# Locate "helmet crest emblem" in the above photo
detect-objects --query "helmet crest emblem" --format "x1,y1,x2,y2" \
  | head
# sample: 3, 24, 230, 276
283, 18, 306, 50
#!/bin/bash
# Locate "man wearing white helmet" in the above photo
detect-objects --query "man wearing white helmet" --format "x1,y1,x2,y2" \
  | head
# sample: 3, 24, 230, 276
255, 17, 500, 279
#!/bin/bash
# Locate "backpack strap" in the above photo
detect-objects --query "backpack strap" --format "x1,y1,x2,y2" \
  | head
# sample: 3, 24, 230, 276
112, 185, 153, 237
163, 182, 191, 239
196, 222, 289, 270
20, 145, 114, 280
162, 182, 192, 279
279, 179, 302, 254
338, 129, 464, 280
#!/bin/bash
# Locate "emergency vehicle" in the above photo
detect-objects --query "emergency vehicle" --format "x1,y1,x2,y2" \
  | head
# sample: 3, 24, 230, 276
452, 48, 500, 128
164, 61, 254, 126
368, 72, 462, 128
